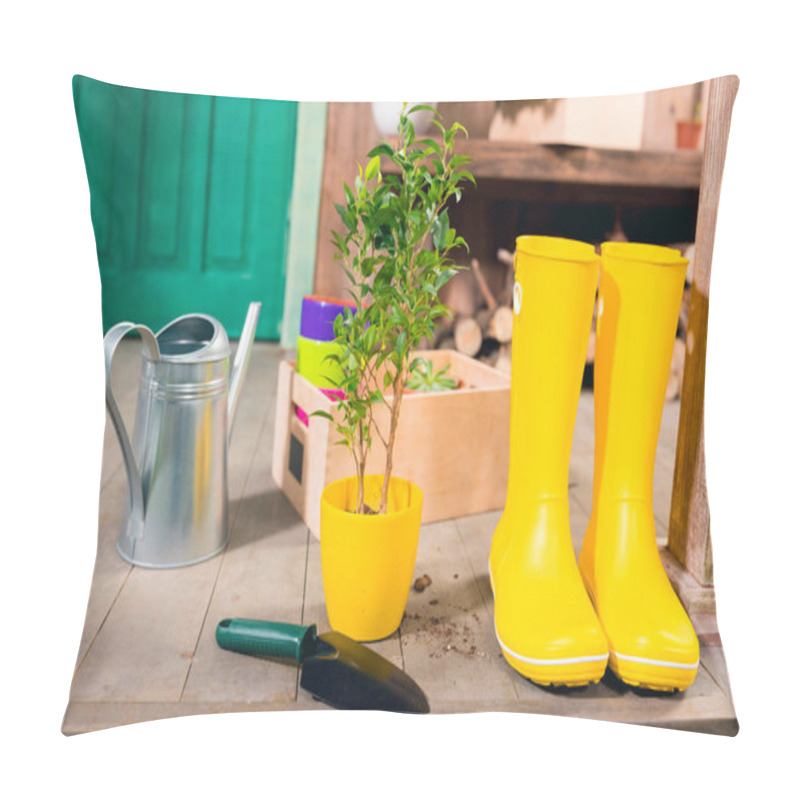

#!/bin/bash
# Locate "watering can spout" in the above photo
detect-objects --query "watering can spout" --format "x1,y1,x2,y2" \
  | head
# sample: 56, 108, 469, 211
228, 302, 261, 443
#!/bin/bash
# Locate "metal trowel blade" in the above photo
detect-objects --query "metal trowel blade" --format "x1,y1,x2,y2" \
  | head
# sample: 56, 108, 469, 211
300, 631, 429, 714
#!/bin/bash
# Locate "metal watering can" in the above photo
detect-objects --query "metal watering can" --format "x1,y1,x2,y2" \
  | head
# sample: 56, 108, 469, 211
103, 303, 261, 568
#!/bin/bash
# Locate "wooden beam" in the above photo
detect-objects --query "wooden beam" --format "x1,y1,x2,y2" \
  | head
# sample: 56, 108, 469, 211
668, 75, 739, 586
382, 137, 702, 190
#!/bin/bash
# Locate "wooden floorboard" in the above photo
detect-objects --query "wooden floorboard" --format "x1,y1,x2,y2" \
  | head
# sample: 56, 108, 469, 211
400, 519, 520, 709
181, 378, 309, 706
63, 342, 736, 736
73, 478, 132, 667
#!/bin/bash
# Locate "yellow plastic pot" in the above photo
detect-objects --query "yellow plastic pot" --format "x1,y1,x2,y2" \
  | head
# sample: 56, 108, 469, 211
320, 475, 423, 642
296, 334, 344, 388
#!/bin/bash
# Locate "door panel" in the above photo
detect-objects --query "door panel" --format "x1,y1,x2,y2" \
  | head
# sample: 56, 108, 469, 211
73, 75, 297, 339
206, 95, 252, 269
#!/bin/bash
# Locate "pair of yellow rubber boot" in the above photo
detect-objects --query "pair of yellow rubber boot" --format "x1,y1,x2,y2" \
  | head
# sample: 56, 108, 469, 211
490, 235, 699, 692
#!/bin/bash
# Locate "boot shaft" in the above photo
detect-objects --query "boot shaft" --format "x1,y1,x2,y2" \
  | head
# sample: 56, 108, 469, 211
593, 243, 688, 504
507, 236, 599, 501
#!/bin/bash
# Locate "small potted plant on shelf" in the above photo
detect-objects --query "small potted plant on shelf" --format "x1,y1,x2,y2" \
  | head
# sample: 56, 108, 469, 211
676, 99, 704, 150
317, 103, 474, 641
405, 358, 461, 392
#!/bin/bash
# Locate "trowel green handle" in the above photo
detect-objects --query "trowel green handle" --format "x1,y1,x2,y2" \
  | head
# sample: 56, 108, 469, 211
216, 619, 318, 663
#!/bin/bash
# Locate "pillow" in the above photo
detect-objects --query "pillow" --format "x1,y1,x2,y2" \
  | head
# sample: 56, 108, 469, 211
64, 76, 738, 737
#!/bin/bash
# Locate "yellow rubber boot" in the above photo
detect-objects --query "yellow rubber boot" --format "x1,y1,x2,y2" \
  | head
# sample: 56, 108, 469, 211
490, 236, 608, 687
579, 242, 699, 692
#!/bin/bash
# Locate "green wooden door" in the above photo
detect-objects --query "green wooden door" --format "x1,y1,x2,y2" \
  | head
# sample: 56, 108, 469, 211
73, 75, 297, 339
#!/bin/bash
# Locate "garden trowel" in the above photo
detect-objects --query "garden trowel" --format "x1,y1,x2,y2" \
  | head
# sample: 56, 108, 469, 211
216, 618, 429, 713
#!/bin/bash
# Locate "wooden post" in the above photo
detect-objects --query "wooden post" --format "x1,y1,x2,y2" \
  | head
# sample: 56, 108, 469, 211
668, 75, 739, 586
313, 102, 378, 299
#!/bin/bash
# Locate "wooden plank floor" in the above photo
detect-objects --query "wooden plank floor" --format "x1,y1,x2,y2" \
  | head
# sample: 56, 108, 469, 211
62, 341, 738, 736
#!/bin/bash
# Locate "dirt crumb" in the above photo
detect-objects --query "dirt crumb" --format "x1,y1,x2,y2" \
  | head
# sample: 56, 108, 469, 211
406, 612, 487, 661
413, 574, 432, 592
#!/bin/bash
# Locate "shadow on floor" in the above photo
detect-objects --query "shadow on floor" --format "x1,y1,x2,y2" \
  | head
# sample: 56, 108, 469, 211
227, 485, 305, 551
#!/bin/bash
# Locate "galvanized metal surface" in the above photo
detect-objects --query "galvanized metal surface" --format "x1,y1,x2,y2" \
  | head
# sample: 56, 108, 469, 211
103, 304, 260, 568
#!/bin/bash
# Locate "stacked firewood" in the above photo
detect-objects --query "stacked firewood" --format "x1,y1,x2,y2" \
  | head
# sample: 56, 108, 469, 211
432, 251, 515, 375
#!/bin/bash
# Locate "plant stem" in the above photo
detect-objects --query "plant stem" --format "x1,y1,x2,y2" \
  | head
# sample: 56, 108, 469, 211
356, 418, 366, 514
380, 368, 405, 513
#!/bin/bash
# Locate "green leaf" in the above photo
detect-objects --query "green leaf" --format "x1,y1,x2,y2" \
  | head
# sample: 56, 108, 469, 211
431, 208, 450, 250
367, 143, 394, 158
365, 155, 381, 182
408, 103, 437, 115
449, 153, 472, 169
330, 229, 347, 252
434, 267, 457, 291
416, 137, 442, 158
334, 202, 348, 226
456, 170, 477, 187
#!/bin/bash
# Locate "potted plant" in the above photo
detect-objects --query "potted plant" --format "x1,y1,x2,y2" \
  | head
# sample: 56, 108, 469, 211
676, 99, 704, 150
405, 358, 460, 392
317, 103, 475, 641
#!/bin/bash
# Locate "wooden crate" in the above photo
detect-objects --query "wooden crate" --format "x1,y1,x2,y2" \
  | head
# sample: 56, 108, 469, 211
272, 349, 511, 538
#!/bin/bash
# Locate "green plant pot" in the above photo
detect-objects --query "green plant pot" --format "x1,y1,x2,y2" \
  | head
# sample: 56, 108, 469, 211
296, 335, 344, 388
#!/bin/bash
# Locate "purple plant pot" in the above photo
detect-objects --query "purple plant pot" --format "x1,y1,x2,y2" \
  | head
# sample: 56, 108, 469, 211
300, 295, 357, 342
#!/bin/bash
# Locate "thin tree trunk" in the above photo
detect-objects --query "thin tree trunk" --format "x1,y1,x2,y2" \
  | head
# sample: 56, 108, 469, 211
380, 371, 404, 513
356, 419, 365, 514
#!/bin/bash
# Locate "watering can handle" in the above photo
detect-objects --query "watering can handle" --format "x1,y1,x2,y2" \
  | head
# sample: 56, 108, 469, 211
103, 323, 160, 541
